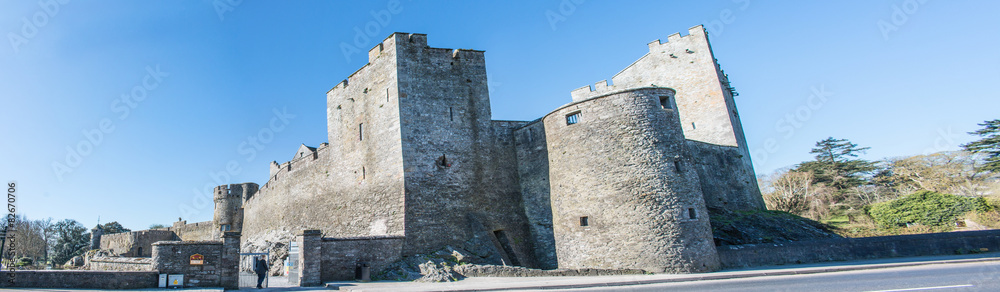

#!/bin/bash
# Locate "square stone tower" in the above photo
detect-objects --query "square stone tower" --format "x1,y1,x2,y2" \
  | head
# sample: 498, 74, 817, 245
326, 33, 535, 264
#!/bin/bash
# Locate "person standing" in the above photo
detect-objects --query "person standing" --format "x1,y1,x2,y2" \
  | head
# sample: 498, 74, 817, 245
253, 256, 269, 289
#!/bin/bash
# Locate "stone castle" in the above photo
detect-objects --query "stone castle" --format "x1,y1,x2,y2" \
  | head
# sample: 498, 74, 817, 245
95, 25, 764, 278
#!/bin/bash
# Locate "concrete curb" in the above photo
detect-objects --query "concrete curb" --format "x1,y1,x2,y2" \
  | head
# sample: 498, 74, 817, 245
331, 256, 1000, 291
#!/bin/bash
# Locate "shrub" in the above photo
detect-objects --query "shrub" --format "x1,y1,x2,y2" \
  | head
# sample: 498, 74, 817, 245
867, 190, 990, 227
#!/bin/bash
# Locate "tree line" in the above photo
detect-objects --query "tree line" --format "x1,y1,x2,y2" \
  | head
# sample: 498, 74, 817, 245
1, 218, 132, 269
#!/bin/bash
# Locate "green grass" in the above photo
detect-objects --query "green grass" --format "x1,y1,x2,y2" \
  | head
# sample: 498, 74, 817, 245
822, 215, 850, 227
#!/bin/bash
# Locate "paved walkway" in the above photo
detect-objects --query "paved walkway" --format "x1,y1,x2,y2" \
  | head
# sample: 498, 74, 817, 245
2, 253, 998, 291
328, 252, 1000, 291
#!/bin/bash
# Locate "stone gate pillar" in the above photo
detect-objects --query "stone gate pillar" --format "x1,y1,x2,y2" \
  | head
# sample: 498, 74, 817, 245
296, 230, 322, 286
220, 231, 241, 290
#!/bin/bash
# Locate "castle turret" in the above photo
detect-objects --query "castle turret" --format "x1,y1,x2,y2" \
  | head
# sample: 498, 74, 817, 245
213, 183, 258, 238
538, 87, 720, 273
90, 225, 103, 250
581, 25, 763, 211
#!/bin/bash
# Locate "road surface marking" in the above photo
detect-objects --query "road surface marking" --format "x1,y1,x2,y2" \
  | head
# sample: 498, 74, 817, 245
867, 284, 974, 292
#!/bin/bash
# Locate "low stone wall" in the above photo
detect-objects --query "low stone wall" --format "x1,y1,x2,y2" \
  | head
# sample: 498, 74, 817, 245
152, 240, 222, 287
165, 220, 215, 241
100, 230, 177, 257
454, 265, 648, 277
718, 230, 1000, 268
86, 256, 154, 271
151, 232, 240, 289
321, 235, 405, 281
0, 270, 157, 289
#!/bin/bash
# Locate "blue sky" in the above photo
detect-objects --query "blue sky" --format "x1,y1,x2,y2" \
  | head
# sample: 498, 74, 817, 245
1, 1, 998, 231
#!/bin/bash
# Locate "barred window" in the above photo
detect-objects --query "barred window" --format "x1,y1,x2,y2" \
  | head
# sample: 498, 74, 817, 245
566, 112, 580, 125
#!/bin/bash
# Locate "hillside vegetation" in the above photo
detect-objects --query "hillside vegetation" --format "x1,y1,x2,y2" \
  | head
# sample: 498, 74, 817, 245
758, 119, 1000, 238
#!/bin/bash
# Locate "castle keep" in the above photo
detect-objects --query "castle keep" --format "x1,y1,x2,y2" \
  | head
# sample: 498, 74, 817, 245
95, 25, 763, 280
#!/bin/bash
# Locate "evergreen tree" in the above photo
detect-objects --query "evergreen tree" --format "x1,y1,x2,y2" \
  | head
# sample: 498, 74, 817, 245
51, 219, 90, 265
794, 137, 877, 190
100, 221, 130, 234
961, 119, 1000, 173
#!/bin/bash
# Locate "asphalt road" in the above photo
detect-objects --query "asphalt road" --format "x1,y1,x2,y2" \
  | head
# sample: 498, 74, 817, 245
564, 261, 1000, 292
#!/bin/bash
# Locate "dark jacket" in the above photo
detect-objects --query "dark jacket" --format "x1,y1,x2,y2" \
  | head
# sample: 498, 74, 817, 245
253, 258, 269, 275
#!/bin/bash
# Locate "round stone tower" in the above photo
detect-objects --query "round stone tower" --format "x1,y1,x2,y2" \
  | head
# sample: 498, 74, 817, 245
542, 87, 720, 273
213, 182, 258, 238
90, 225, 103, 250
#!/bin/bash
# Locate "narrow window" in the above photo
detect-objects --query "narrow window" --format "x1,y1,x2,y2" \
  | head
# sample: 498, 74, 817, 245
449, 107, 454, 121
527, 128, 533, 143
137, 247, 143, 257
362, 166, 366, 179
674, 161, 681, 173
359, 123, 364, 141
691, 122, 696, 129
386, 88, 390, 103
580, 216, 589, 226
688, 208, 697, 220
659, 96, 672, 109
566, 112, 580, 125
437, 155, 450, 167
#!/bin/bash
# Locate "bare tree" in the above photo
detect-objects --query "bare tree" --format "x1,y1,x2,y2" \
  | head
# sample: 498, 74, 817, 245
36, 218, 55, 266
7, 215, 48, 268
762, 171, 818, 215
888, 151, 995, 197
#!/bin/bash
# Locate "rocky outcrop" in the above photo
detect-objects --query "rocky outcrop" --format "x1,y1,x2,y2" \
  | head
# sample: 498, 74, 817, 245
375, 245, 647, 282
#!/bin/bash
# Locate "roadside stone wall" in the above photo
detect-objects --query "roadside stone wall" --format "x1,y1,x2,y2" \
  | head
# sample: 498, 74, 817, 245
151, 233, 239, 290
718, 230, 1000, 268
0, 271, 157, 289
100, 230, 177, 257
86, 256, 154, 271
542, 87, 719, 273
320, 235, 405, 281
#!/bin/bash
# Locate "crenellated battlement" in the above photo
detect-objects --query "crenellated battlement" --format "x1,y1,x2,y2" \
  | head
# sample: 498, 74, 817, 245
570, 25, 708, 103
261, 143, 330, 192
213, 185, 238, 200
645, 25, 707, 52
214, 183, 259, 202
368, 32, 430, 63
331, 32, 482, 97
570, 80, 620, 102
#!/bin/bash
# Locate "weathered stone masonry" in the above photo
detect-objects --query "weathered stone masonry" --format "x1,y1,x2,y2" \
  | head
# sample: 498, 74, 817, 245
235, 25, 762, 278
94, 26, 763, 281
